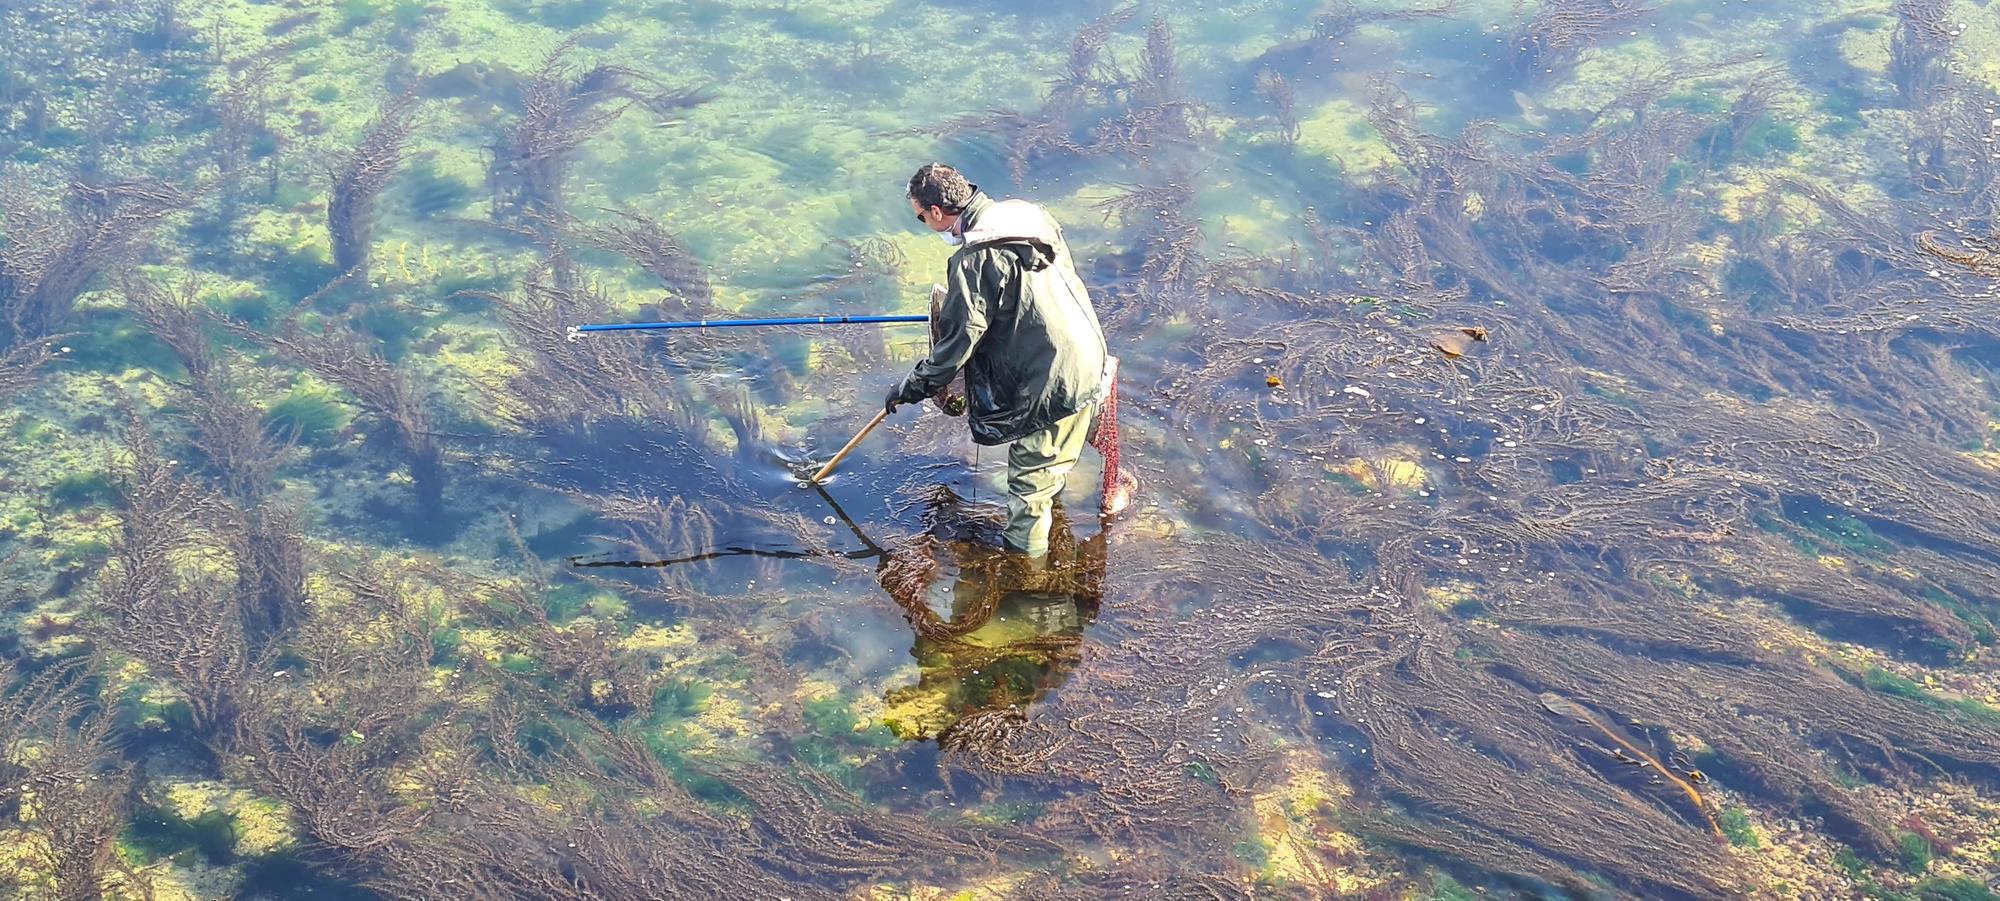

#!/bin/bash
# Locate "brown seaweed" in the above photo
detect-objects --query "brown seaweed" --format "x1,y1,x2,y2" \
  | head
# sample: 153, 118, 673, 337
329, 91, 421, 280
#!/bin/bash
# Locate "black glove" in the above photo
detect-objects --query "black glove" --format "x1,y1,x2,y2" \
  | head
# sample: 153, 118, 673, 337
884, 381, 905, 415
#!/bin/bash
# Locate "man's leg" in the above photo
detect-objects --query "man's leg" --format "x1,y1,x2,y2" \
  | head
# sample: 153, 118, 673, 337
1004, 402, 1096, 557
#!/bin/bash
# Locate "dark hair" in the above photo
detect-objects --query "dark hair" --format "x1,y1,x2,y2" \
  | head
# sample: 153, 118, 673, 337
907, 163, 974, 213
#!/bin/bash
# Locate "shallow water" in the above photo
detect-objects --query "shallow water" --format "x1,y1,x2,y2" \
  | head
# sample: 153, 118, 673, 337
6, 0, 2000, 897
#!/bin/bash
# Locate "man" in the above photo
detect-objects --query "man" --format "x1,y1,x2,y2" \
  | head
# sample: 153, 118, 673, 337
885, 163, 1131, 558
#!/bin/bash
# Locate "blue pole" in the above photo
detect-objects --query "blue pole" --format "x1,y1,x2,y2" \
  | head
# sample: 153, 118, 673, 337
572, 314, 929, 333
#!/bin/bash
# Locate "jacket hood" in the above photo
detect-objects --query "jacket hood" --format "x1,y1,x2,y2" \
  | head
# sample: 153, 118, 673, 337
960, 196, 1057, 270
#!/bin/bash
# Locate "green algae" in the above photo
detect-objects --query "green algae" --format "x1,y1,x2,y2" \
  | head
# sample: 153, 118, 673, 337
262, 382, 352, 445
1719, 806, 1759, 848
122, 806, 240, 866
4, 0, 2000, 896
45, 472, 117, 511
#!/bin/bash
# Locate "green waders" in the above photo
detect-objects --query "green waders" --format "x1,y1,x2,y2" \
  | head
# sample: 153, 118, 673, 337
1003, 400, 1098, 557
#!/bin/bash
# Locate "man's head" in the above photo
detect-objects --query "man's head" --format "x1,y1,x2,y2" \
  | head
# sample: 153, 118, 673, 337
908, 163, 974, 233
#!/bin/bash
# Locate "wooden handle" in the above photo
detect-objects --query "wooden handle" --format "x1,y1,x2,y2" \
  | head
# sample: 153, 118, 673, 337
810, 408, 890, 483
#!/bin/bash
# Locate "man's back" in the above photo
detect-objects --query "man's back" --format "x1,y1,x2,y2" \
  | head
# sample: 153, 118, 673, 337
931, 191, 1111, 446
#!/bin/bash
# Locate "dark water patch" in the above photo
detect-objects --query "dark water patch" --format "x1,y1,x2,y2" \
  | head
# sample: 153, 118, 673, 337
46, 471, 119, 511
392, 159, 478, 219
62, 311, 185, 377
1790, 493, 2000, 572
122, 804, 237, 866
358, 490, 474, 546
526, 418, 738, 498
500, 0, 613, 31
248, 244, 343, 309
522, 510, 608, 559
238, 852, 381, 900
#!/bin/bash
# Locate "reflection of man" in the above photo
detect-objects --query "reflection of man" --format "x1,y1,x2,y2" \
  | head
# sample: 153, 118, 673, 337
887, 163, 1135, 559
876, 508, 1108, 744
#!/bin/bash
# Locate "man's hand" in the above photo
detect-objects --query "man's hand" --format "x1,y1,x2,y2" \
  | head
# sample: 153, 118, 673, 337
884, 381, 906, 415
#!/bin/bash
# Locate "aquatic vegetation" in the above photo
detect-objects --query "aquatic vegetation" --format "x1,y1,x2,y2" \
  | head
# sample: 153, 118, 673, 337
0, 341, 63, 401
225, 292, 448, 518
1508, 0, 1654, 89
328, 92, 422, 280
122, 805, 240, 866
1, 180, 187, 348
938, 6, 1204, 185
45, 472, 117, 511
1719, 805, 1759, 848
262, 384, 350, 445
0, 660, 131, 898
6, 0, 2000, 896
490, 40, 707, 228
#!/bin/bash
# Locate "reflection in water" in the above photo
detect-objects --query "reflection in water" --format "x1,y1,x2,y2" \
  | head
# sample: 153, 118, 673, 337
875, 506, 1107, 745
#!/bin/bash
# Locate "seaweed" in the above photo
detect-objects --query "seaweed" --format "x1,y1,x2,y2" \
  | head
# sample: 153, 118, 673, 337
934, 7, 1205, 185
219, 278, 448, 519
1, 179, 185, 348
488, 39, 706, 228
1508, 0, 1655, 90
328, 91, 421, 280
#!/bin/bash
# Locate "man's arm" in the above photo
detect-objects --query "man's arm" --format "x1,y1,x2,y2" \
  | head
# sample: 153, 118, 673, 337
896, 256, 988, 403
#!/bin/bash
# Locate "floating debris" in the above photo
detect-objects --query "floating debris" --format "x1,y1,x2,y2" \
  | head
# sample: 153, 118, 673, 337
1429, 325, 1491, 359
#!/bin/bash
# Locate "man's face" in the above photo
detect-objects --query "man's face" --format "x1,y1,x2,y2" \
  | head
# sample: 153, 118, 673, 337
910, 197, 957, 233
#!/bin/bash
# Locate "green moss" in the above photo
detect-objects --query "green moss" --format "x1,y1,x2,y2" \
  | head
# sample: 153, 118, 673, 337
308, 84, 341, 103
397, 161, 477, 220
263, 384, 351, 444
1915, 877, 2000, 901
1425, 872, 1481, 901
389, 0, 428, 29
634, 686, 745, 807
1855, 666, 2000, 727
536, 0, 612, 28
1861, 667, 1927, 700
356, 304, 427, 361
253, 242, 341, 304
967, 800, 1042, 826
429, 627, 462, 664
647, 679, 712, 723
1922, 588, 1997, 646
1231, 835, 1272, 870
206, 288, 279, 327
122, 805, 238, 865
1719, 806, 1758, 848
1799, 511, 1889, 555
541, 583, 626, 624
51, 538, 112, 569
62, 314, 183, 375
1736, 118, 1802, 159
47, 472, 118, 511
335, 0, 379, 32
803, 695, 897, 749
1898, 830, 1934, 874
437, 271, 511, 312
1660, 88, 1731, 114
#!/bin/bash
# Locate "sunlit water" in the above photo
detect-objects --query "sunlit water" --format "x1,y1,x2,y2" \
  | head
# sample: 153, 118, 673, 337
6, 0, 2000, 897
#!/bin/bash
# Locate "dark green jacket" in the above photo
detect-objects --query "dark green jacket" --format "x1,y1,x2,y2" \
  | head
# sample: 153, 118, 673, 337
897, 191, 1110, 445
